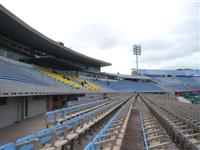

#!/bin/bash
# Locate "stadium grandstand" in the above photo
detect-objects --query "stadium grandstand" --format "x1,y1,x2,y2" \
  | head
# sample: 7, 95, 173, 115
0, 4, 200, 150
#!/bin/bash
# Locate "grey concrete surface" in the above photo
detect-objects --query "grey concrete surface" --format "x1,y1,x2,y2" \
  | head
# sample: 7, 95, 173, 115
0, 114, 45, 145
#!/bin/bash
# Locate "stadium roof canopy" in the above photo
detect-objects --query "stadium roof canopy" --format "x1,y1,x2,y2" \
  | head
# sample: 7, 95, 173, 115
0, 4, 111, 68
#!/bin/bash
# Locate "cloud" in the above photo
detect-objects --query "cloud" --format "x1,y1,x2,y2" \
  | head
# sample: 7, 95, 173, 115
146, 51, 200, 69
0, 0, 199, 75
73, 22, 124, 50
136, 1, 200, 71
140, 34, 198, 64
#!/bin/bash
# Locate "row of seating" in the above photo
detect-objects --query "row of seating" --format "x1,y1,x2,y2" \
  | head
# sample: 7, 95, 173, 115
138, 98, 174, 150
85, 97, 134, 150
151, 77, 200, 91
67, 98, 100, 108
177, 77, 200, 83
151, 77, 181, 84
151, 76, 200, 85
66, 95, 121, 108
91, 80, 115, 91
21, 66, 71, 88
0, 60, 46, 86
93, 80, 163, 92
138, 69, 200, 76
19, 65, 100, 91
75, 77, 100, 91
0, 96, 129, 150
45, 98, 115, 127
36, 68, 81, 89
163, 84, 200, 91
138, 101, 149, 150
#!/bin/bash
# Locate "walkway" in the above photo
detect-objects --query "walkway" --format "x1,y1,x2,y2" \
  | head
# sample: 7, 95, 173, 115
0, 115, 45, 145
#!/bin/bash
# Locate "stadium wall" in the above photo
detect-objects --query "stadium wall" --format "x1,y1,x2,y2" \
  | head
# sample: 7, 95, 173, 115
0, 97, 18, 128
0, 96, 47, 128
27, 97, 47, 118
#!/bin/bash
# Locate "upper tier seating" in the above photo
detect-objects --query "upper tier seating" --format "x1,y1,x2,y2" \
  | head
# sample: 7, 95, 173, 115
152, 76, 200, 84
177, 77, 199, 83
18, 64, 100, 91
36, 68, 81, 89
150, 76, 200, 91
0, 60, 46, 86
57, 74, 100, 91
20, 66, 71, 88
138, 69, 200, 76
151, 77, 181, 84
75, 77, 100, 91
187, 85, 200, 91
93, 80, 163, 92
90, 80, 116, 91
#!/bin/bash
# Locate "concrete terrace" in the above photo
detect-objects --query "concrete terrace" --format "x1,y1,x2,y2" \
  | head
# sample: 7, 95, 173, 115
0, 115, 45, 145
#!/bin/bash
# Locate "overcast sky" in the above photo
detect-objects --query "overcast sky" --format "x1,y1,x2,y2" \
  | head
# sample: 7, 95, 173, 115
0, 0, 199, 74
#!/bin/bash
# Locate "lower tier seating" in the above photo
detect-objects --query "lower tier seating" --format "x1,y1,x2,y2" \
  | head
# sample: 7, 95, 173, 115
0, 95, 131, 150
85, 97, 134, 150
44, 96, 122, 127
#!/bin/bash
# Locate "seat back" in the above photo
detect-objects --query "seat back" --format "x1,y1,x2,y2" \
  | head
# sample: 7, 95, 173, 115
0, 143, 16, 150
50, 124, 65, 137
16, 134, 36, 150
84, 142, 94, 150
45, 111, 55, 121
54, 109, 63, 118
45, 111, 55, 127
36, 128, 53, 146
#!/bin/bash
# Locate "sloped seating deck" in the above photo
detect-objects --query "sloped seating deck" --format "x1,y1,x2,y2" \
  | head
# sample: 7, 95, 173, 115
85, 97, 134, 150
0, 95, 131, 150
45, 96, 124, 127
36, 68, 81, 89
93, 80, 163, 92
0, 60, 45, 85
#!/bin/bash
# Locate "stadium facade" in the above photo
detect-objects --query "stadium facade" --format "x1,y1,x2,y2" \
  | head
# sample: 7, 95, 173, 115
0, 3, 199, 130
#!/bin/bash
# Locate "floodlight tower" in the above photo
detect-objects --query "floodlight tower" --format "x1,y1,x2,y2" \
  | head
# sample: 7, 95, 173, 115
133, 44, 141, 70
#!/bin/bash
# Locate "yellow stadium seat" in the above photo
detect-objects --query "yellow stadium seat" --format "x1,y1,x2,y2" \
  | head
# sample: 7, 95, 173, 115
36, 68, 81, 89
75, 77, 100, 91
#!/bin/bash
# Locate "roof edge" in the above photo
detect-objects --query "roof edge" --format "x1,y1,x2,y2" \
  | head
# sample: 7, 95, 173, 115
0, 4, 111, 67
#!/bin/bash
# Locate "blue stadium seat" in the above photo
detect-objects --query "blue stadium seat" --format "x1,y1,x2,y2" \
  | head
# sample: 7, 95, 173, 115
54, 109, 64, 120
85, 100, 132, 150
35, 128, 54, 146
45, 111, 56, 127
0, 60, 46, 86
84, 142, 95, 150
0, 143, 16, 150
1, 95, 128, 150
50, 124, 66, 137
20, 66, 71, 88
16, 134, 37, 150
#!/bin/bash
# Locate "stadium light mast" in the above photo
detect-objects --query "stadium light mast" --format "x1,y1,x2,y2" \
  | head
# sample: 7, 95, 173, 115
133, 44, 141, 70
